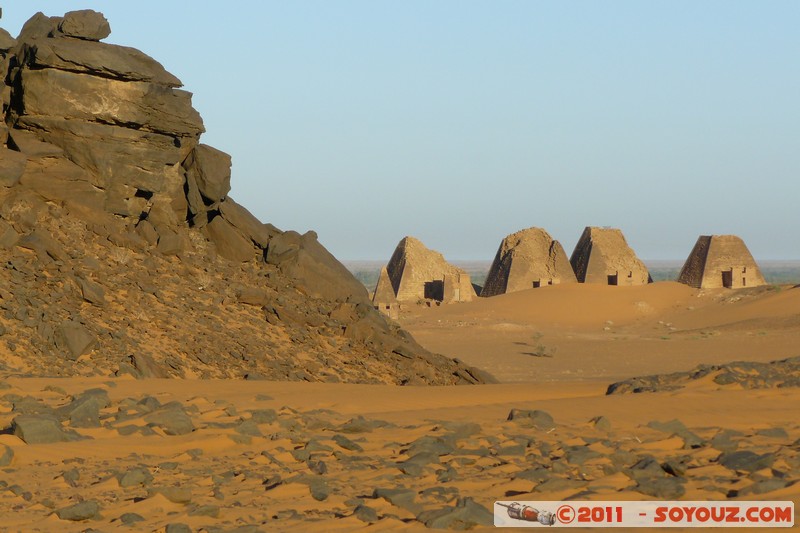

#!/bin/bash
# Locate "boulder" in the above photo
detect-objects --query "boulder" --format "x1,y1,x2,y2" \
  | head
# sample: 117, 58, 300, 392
156, 228, 183, 255
8, 129, 64, 157
270, 231, 370, 302
219, 197, 276, 248
58, 10, 111, 41
184, 144, 232, 203
719, 451, 776, 473
20, 69, 204, 138
205, 216, 254, 262
0, 149, 26, 187
56, 500, 100, 521
416, 497, 493, 529
78, 277, 105, 306
55, 321, 96, 360
17, 116, 188, 192
0, 220, 19, 249
18, 157, 104, 213
0, 28, 16, 51
144, 404, 195, 435
16, 12, 62, 42
0, 445, 13, 466
25, 37, 181, 86
507, 409, 555, 430
12, 414, 72, 444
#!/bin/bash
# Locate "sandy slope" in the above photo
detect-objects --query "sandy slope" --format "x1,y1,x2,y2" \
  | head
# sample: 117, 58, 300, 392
0, 282, 798, 531
401, 282, 800, 382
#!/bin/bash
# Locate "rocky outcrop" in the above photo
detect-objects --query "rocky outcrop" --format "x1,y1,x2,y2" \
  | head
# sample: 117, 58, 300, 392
0, 11, 490, 385
606, 356, 800, 394
481, 227, 576, 297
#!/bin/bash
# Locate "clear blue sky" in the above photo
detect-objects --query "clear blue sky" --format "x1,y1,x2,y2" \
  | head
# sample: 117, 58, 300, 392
4, 2, 799, 260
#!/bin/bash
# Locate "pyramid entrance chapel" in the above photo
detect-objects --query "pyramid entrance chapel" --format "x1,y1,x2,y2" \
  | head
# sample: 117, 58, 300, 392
569, 227, 651, 286
678, 235, 766, 289
481, 227, 576, 297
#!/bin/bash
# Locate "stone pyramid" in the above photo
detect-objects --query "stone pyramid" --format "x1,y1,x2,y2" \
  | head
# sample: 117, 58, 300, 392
385, 236, 476, 303
569, 227, 651, 285
372, 266, 399, 318
678, 235, 766, 289
481, 227, 576, 297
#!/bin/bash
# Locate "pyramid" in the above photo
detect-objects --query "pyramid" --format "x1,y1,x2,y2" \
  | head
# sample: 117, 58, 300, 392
385, 236, 476, 303
678, 235, 766, 289
372, 266, 399, 318
481, 227, 576, 297
570, 227, 651, 285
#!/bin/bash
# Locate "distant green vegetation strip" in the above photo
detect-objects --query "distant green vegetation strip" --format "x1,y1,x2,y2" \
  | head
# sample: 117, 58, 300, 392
345, 262, 800, 290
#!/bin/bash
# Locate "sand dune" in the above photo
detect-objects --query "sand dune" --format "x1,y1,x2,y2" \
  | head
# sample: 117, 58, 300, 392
401, 282, 800, 383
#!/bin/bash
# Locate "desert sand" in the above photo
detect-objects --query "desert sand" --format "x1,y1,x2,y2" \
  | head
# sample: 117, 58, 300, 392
1, 282, 797, 531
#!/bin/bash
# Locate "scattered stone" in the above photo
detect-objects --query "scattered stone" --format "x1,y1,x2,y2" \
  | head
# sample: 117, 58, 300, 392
56, 500, 100, 521
149, 486, 192, 504
55, 320, 96, 360
416, 497, 493, 529
710, 429, 740, 452
590, 415, 612, 432
77, 277, 105, 306
0, 445, 13, 466
736, 479, 789, 496
636, 477, 686, 499
189, 504, 220, 517
373, 487, 422, 514
118, 466, 153, 488
119, 512, 145, 525
144, 403, 194, 435
756, 427, 788, 439
647, 419, 704, 448
62, 468, 80, 487
506, 409, 555, 430
338, 416, 382, 434
332, 434, 364, 452
718, 451, 776, 473
353, 504, 379, 523
12, 414, 72, 444
307, 478, 329, 501
235, 419, 263, 437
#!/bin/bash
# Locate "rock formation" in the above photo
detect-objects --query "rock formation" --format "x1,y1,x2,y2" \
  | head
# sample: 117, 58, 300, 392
481, 227, 576, 297
569, 227, 651, 285
677, 235, 766, 289
0, 11, 491, 385
372, 266, 399, 319
385, 236, 476, 304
